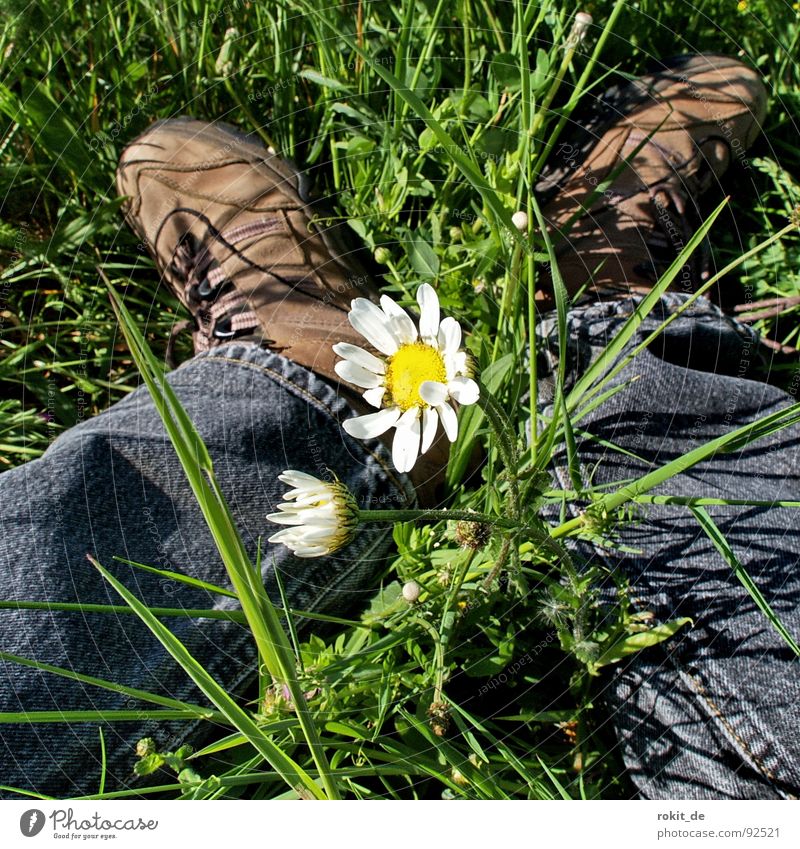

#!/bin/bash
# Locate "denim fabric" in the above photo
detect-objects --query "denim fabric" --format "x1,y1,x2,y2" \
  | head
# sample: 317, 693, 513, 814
2, 297, 799, 801
0, 343, 412, 799
537, 294, 800, 800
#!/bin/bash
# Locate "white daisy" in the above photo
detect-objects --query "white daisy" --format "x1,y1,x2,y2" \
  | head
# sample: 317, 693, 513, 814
333, 283, 480, 473
267, 470, 359, 558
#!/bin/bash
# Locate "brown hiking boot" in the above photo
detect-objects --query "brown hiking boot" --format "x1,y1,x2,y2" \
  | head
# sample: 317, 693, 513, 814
538, 54, 767, 304
116, 116, 379, 383
116, 117, 450, 504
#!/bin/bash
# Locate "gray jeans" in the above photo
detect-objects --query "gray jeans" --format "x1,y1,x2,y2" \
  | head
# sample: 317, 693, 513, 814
1, 295, 798, 799
0, 345, 411, 798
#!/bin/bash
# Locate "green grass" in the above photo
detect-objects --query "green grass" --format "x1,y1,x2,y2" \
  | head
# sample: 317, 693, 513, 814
1, 0, 800, 800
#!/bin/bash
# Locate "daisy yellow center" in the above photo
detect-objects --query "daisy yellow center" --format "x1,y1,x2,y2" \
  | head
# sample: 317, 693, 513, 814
385, 342, 446, 412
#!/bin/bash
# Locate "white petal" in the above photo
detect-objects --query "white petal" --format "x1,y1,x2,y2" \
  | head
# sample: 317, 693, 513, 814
342, 406, 401, 439
332, 342, 385, 374
362, 386, 386, 409
417, 283, 440, 341
448, 376, 479, 405
335, 359, 383, 389
268, 528, 304, 545
295, 548, 328, 559
349, 298, 399, 355
380, 295, 418, 345
293, 526, 340, 542
266, 512, 303, 526
437, 401, 459, 442
449, 350, 469, 377
278, 470, 319, 487
419, 380, 449, 406
437, 315, 462, 355
392, 408, 421, 473
420, 406, 439, 455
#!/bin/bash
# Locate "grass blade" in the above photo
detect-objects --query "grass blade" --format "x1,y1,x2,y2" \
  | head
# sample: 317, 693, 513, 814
113, 557, 238, 599
552, 401, 800, 538
89, 555, 327, 799
0, 648, 222, 718
690, 506, 800, 657
564, 197, 728, 415
0, 709, 211, 723
0, 600, 245, 621
103, 271, 339, 799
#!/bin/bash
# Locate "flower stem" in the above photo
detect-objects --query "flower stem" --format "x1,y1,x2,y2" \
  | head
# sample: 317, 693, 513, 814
477, 389, 522, 519
358, 507, 517, 529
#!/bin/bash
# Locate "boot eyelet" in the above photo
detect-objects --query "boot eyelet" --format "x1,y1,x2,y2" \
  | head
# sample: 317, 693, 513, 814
196, 278, 215, 299
212, 316, 236, 339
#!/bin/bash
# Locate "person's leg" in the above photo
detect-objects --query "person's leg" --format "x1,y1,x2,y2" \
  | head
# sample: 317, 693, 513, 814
0, 342, 411, 798
537, 56, 799, 798
539, 295, 800, 799
0, 116, 422, 798
115, 117, 450, 503
539, 54, 766, 305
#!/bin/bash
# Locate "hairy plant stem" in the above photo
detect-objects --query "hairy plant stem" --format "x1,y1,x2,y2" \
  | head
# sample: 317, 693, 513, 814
358, 507, 517, 528
477, 388, 523, 521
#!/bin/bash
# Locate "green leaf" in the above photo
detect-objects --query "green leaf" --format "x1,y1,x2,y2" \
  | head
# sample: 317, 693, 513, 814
134, 753, 165, 777
406, 237, 440, 278
364, 581, 404, 621
531, 48, 551, 92
298, 68, 353, 92
591, 618, 692, 671
490, 52, 520, 89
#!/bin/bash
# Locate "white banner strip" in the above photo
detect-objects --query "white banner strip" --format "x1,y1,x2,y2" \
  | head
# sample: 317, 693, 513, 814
1, 799, 798, 848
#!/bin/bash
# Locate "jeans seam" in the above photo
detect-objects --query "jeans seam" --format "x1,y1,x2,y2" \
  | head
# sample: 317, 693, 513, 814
190, 353, 411, 503
674, 658, 781, 789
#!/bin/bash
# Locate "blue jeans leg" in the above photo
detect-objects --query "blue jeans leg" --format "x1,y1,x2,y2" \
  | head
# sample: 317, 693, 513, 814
540, 294, 800, 799
0, 342, 411, 799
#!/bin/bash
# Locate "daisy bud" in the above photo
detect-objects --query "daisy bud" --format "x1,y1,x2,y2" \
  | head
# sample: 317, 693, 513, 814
373, 246, 391, 265
511, 210, 528, 232
402, 580, 421, 603
267, 471, 359, 558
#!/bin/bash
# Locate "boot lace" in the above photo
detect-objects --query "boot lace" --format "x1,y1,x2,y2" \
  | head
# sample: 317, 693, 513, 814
165, 218, 283, 364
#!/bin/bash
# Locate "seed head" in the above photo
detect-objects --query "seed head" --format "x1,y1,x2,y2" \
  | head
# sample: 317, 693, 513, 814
569, 12, 593, 45
136, 737, 157, 758
428, 700, 451, 737
455, 518, 492, 550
